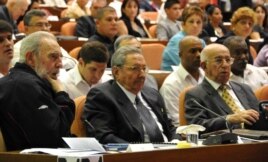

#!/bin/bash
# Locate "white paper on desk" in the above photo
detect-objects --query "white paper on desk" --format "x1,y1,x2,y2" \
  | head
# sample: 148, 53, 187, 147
20, 148, 101, 156
63, 137, 106, 152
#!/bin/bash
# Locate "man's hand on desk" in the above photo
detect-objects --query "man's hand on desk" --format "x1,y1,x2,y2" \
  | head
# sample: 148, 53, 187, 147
226, 109, 259, 125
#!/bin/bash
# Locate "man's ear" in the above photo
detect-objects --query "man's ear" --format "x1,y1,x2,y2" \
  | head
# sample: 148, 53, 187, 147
78, 57, 84, 66
200, 61, 206, 70
25, 52, 35, 67
112, 66, 119, 79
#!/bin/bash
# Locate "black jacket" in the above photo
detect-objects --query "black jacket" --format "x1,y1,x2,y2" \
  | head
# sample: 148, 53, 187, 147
0, 63, 75, 151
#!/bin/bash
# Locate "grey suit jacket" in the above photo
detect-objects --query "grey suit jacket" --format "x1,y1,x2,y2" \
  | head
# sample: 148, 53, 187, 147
185, 79, 260, 133
82, 80, 177, 143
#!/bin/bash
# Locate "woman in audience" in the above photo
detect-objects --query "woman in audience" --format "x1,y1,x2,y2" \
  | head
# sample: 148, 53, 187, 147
161, 5, 206, 71
251, 4, 268, 39
117, 0, 150, 38
203, 5, 227, 38
216, 7, 256, 64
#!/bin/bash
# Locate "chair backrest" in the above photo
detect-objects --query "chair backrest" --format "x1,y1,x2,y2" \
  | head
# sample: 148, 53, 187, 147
255, 85, 268, 101
0, 128, 6, 152
69, 47, 81, 60
140, 11, 158, 22
148, 24, 157, 38
71, 95, 87, 137
141, 43, 165, 70
250, 45, 257, 60
60, 9, 68, 19
60, 21, 77, 36
179, 86, 193, 126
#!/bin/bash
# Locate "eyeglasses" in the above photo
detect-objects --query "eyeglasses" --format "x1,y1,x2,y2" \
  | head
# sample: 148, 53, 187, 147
207, 57, 234, 66
122, 65, 149, 73
28, 23, 52, 29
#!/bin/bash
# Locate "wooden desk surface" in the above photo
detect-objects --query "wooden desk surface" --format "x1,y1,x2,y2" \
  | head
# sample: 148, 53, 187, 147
1, 142, 268, 162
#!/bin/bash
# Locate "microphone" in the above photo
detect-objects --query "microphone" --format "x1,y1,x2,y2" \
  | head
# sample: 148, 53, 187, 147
189, 98, 238, 145
84, 119, 96, 137
190, 98, 233, 133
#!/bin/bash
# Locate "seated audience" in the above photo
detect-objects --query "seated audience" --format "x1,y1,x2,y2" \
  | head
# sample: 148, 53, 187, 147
161, 5, 206, 71
216, 7, 256, 64
117, 0, 150, 38
43, 0, 67, 7
203, 5, 227, 38
82, 46, 178, 143
223, 36, 268, 91
0, 20, 13, 77
12, 9, 77, 70
89, 6, 118, 67
0, 0, 29, 34
251, 4, 268, 39
75, 0, 107, 38
114, 35, 158, 90
59, 41, 112, 99
185, 43, 263, 134
160, 36, 205, 127
218, 0, 253, 22
0, 31, 75, 151
64, 0, 90, 19
157, 0, 181, 41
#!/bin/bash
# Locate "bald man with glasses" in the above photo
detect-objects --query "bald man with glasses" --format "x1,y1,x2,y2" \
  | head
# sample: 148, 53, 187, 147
184, 43, 266, 134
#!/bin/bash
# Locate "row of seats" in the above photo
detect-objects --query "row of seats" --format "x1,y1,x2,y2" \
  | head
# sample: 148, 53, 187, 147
69, 43, 166, 70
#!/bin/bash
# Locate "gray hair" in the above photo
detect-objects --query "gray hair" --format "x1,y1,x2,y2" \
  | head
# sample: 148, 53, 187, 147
19, 31, 56, 63
111, 46, 142, 67
223, 36, 246, 50
114, 35, 138, 50
23, 9, 47, 26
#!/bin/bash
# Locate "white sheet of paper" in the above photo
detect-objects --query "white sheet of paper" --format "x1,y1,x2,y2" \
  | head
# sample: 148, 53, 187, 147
63, 137, 106, 152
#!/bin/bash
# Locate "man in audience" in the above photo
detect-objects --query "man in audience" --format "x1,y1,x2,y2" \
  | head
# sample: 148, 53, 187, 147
59, 41, 112, 99
0, 31, 75, 151
75, 0, 107, 38
12, 9, 77, 70
82, 46, 178, 143
223, 36, 268, 91
185, 43, 265, 134
157, 0, 181, 41
0, 0, 29, 34
0, 20, 13, 78
64, 0, 90, 19
89, 6, 118, 67
114, 35, 158, 90
160, 36, 205, 127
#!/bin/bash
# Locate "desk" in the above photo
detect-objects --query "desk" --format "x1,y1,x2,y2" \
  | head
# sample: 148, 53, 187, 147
0, 142, 268, 162
58, 40, 87, 52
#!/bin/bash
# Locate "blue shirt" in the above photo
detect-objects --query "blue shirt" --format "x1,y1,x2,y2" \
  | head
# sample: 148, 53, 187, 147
161, 31, 206, 71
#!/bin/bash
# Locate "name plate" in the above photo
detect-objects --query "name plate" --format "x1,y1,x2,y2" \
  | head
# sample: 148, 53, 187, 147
126, 143, 154, 152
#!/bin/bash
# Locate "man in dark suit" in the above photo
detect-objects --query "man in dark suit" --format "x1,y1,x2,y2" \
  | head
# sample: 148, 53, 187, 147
82, 46, 177, 143
218, 0, 252, 22
185, 43, 262, 134
75, 0, 107, 38
0, 0, 28, 34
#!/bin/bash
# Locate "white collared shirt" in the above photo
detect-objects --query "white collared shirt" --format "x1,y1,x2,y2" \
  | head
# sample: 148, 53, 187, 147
230, 64, 268, 91
160, 64, 204, 126
59, 65, 112, 99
